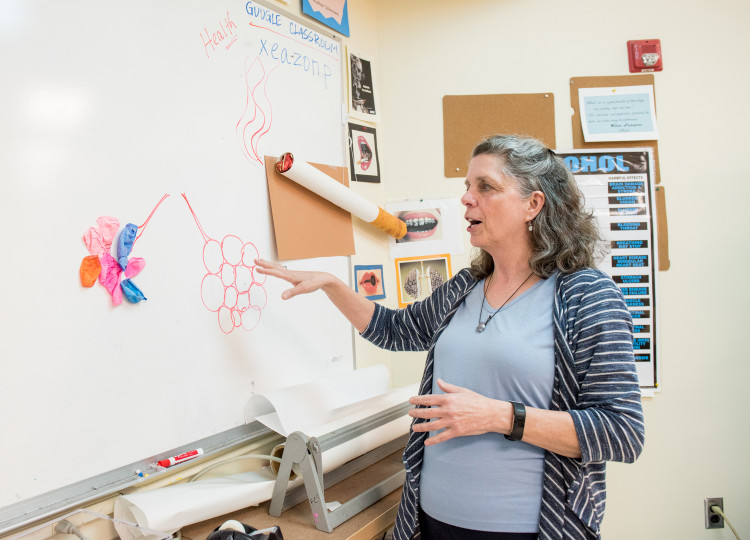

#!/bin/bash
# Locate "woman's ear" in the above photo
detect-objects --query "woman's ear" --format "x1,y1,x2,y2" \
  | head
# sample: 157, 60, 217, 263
527, 190, 545, 220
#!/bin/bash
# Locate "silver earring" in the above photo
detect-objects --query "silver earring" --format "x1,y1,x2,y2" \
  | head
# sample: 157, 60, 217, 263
527, 222, 533, 232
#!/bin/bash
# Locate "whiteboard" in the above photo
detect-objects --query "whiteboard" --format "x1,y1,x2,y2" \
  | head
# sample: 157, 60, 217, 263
0, 0, 353, 508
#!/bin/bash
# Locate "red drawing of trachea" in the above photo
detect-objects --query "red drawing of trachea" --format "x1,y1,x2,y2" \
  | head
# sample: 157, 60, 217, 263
236, 57, 280, 165
182, 194, 267, 334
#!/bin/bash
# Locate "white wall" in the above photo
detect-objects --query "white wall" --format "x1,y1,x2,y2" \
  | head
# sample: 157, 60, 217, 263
8, 1, 749, 538
363, 0, 750, 538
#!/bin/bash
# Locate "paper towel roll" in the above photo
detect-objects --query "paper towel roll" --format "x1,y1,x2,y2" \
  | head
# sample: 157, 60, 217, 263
269, 414, 411, 478
114, 371, 417, 538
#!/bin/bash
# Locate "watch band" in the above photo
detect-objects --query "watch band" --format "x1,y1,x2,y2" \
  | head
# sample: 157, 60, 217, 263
504, 401, 526, 441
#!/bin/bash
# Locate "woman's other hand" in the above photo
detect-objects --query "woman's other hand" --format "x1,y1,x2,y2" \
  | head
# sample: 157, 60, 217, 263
409, 378, 582, 457
408, 379, 508, 446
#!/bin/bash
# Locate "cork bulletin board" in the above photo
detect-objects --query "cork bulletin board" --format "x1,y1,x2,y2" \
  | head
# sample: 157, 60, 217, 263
443, 93, 556, 178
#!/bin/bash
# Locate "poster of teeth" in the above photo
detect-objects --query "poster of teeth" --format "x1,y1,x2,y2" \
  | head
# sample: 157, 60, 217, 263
386, 198, 464, 259
557, 148, 659, 390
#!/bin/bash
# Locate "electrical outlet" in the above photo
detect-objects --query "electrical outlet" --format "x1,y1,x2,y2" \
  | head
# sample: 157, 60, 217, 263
704, 497, 724, 529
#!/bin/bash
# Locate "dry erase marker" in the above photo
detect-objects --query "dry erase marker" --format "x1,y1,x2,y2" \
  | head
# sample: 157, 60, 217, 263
157, 448, 203, 468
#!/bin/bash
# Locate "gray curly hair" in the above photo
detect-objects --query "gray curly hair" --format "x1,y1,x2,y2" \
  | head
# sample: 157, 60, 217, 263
469, 134, 605, 279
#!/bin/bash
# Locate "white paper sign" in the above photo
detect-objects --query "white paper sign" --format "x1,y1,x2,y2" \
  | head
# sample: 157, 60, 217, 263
579, 85, 659, 142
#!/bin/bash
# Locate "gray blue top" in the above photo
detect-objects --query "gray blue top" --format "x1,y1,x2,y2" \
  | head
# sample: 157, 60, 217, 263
420, 274, 555, 532
361, 268, 645, 540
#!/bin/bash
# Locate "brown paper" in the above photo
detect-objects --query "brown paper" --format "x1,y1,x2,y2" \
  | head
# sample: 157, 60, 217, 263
265, 157, 355, 261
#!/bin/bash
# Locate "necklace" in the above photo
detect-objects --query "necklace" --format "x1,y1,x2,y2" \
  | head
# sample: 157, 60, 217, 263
476, 272, 534, 333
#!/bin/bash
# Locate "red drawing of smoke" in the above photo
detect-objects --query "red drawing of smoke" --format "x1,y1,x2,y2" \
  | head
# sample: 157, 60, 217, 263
236, 57, 280, 165
182, 194, 267, 334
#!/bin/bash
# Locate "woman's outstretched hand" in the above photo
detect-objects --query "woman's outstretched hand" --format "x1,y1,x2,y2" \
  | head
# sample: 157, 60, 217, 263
254, 258, 335, 300
254, 258, 376, 332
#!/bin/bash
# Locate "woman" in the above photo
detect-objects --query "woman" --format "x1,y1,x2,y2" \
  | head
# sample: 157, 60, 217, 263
255, 134, 644, 540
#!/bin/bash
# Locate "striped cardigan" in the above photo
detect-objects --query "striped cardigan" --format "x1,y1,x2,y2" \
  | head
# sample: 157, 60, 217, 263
361, 268, 645, 539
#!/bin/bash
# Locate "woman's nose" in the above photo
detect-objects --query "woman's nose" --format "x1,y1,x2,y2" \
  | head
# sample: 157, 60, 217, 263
461, 190, 475, 207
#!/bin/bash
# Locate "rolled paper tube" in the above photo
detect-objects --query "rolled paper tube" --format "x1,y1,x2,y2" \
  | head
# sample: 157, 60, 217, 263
269, 443, 297, 480
275, 152, 407, 239
267, 414, 411, 481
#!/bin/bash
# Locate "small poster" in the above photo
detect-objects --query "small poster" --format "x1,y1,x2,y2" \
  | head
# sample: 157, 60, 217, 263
386, 198, 464, 259
302, 0, 350, 37
347, 49, 378, 121
348, 122, 380, 183
578, 85, 659, 142
353, 264, 385, 300
395, 254, 452, 308
557, 148, 659, 389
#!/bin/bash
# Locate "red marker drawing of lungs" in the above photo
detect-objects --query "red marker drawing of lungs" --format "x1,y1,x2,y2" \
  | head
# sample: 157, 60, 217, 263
183, 195, 268, 334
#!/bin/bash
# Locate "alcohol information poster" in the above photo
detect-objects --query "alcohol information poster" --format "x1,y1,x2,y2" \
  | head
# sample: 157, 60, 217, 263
557, 148, 659, 389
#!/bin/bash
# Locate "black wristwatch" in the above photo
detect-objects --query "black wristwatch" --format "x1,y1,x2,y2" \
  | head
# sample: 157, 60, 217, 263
504, 401, 526, 441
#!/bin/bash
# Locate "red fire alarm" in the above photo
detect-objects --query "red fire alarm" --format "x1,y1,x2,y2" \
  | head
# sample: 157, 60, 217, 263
627, 39, 663, 72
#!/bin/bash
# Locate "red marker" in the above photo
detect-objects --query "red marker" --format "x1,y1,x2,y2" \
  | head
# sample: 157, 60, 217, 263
157, 448, 204, 468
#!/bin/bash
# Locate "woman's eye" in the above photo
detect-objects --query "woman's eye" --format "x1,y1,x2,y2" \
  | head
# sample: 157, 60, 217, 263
465, 181, 494, 192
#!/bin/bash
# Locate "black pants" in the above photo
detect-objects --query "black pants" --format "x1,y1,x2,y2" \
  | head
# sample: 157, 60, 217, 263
418, 507, 538, 540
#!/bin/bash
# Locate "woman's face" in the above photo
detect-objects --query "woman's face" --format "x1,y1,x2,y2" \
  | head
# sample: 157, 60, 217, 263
460, 154, 533, 254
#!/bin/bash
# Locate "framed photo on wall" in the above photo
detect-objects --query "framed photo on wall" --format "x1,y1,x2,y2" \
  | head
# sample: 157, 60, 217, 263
348, 122, 380, 183
347, 49, 379, 122
394, 254, 452, 308
353, 264, 385, 300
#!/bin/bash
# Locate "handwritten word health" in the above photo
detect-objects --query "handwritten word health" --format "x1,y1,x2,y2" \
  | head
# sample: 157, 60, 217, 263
245, 2, 338, 55
201, 11, 238, 58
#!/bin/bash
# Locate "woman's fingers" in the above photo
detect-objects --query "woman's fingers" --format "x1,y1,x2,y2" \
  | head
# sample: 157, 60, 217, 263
254, 259, 331, 300
282, 283, 312, 300
254, 258, 286, 276
254, 258, 299, 285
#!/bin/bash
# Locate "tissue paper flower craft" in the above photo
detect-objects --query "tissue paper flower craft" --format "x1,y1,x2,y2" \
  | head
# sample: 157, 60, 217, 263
182, 194, 268, 334
98, 252, 146, 305
79, 195, 169, 306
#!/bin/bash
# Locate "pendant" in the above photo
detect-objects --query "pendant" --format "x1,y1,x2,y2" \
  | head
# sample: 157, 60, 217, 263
476, 322, 486, 333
